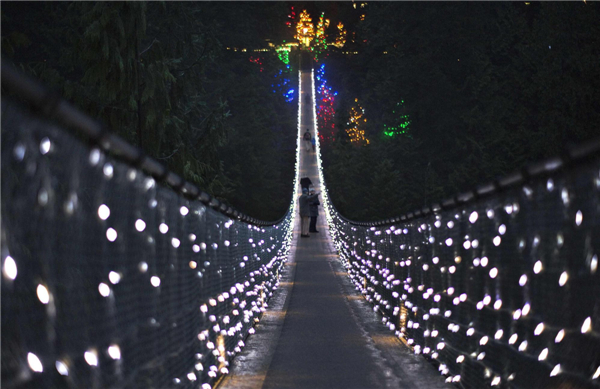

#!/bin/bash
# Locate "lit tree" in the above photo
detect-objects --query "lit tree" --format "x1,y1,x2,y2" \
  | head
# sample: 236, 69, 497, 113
382, 101, 411, 138
295, 10, 314, 47
315, 64, 337, 142
333, 22, 347, 48
347, 98, 370, 145
312, 12, 329, 61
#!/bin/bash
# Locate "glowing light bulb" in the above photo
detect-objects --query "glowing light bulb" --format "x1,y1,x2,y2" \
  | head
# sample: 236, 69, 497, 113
555, 329, 565, 343
98, 204, 110, 220
509, 334, 518, 344
40, 137, 51, 154
159, 223, 169, 234
98, 282, 111, 297
151, 276, 161, 287
108, 344, 121, 360
3, 256, 17, 280
135, 219, 146, 232
28, 352, 43, 372
55, 360, 68, 376
533, 261, 543, 274
558, 271, 568, 286
106, 228, 117, 242
84, 350, 98, 366
109, 271, 121, 284
494, 329, 503, 339
518, 340, 528, 352
519, 274, 527, 286
37, 284, 50, 304
534, 323, 544, 335
172, 238, 181, 248
538, 348, 548, 361
581, 317, 592, 333
469, 212, 478, 223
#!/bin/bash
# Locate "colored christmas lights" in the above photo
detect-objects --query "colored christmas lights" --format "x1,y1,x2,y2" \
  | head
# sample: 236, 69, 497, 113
382, 101, 411, 138
295, 10, 315, 47
347, 98, 370, 145
315, 64, 337, 142
312, 13, 330, 62
333, 22, 347, 49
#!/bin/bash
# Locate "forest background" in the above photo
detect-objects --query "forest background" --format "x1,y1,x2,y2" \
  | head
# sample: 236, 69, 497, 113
3, 2, 600, 222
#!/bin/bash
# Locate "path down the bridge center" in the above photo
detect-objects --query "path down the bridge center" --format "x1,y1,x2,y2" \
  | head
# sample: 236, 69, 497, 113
218, 71, 451, 389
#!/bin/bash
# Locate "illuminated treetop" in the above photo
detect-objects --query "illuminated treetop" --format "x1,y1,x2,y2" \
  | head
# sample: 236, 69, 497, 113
333, 22, 347, 49
295, 10, 315, 47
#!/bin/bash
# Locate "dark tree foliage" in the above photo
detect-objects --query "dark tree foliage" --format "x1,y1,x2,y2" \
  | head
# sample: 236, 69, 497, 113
2, 2, 296, 221
322, 1, 600, 221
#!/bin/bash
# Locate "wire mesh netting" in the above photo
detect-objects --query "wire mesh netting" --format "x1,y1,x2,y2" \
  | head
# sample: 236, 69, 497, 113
1, 100, 294, 389
324, 153, 600, 388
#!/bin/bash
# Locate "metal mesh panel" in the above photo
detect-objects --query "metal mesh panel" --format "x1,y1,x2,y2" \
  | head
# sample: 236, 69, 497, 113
325, 156, 600, 388
1, 101, 294, 389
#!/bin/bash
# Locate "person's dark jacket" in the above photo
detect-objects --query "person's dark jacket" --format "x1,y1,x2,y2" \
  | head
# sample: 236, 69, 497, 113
309, 197, 320, 217
299, 193, 319, 217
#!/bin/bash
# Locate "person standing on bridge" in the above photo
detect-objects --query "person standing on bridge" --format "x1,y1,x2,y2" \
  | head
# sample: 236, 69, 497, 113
299, 187, 319, 237
303, 129, 312, 152
308, 188, 320, 233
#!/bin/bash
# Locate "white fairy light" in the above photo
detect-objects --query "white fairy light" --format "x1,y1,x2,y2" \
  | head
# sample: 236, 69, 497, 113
98, 282, 111, 297
84, 350, 98, 366
37, 284, 50, 304
55, 360, 69, 376
558, 271, 568, 286
151, 276, 161, 287
534, 322, 544, 335
98, 204, 110, 220
3, 256, 17, 280
109, 271, 121, 284
27, 352, 43, 372
581, 317, 592, 333
469, 211, 478, 223
106, 228, 117, 242
108, 344, 121, 360
135, 219, 146, 232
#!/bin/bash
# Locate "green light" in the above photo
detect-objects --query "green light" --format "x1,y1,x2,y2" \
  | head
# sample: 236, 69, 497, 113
382, 101, 411, 138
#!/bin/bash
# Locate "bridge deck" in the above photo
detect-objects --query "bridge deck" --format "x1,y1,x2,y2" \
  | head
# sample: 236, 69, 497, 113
218, 71, 451, 389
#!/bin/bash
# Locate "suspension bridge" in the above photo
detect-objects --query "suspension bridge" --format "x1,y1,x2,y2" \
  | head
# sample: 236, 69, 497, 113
2, 60, 599, 389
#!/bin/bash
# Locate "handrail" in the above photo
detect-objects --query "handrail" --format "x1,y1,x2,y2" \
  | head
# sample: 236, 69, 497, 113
329, 138, 600, 227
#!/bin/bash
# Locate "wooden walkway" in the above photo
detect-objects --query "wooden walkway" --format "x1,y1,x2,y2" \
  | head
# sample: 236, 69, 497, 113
218, 71, 452, 389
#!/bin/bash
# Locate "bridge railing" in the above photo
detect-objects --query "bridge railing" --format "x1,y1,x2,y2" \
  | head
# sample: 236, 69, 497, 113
1, 63, 300, 388
311, 64, 600, 387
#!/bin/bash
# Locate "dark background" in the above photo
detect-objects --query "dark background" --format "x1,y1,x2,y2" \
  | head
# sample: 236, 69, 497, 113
3, 1, 599, 221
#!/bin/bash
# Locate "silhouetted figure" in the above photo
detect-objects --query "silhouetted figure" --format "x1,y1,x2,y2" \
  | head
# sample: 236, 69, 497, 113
309, 188, 320, 233
303, 129, 312, 152
299, 187, 320, 237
